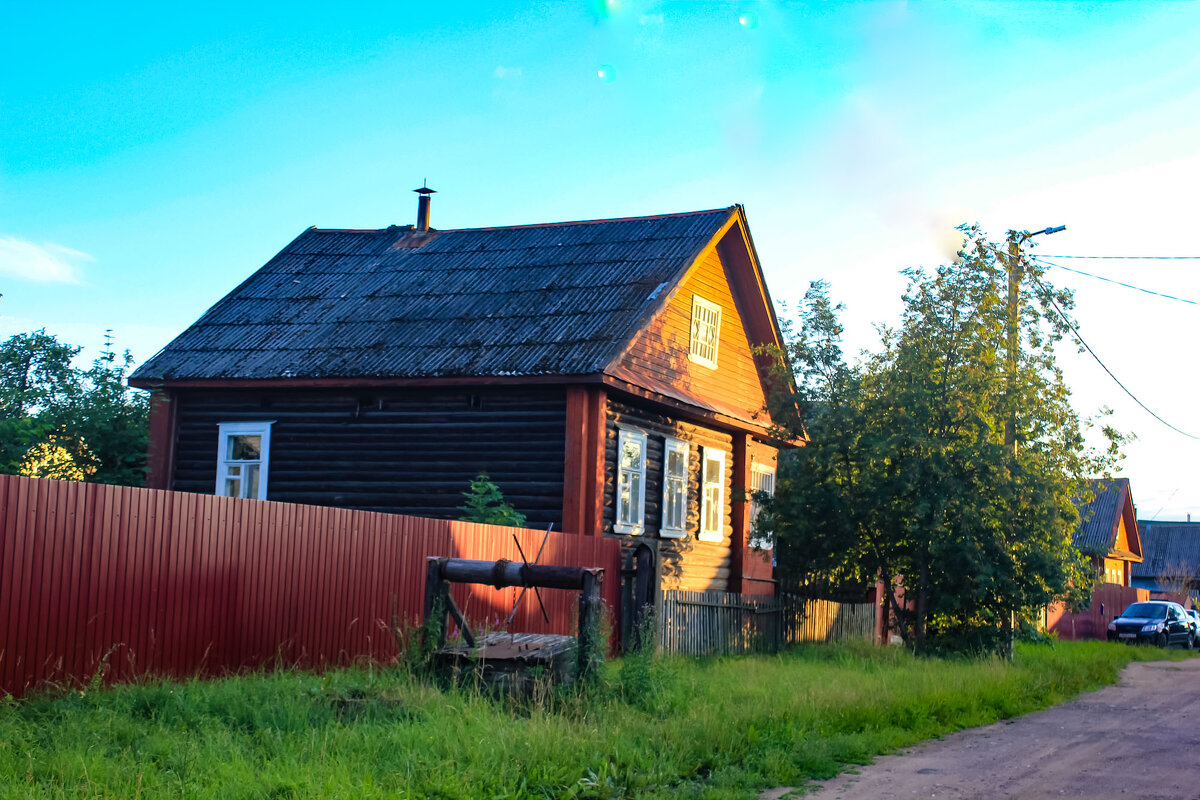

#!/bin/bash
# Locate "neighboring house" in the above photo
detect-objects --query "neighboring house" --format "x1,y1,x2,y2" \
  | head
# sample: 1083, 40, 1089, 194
130, 199, 798, 600
1132, 520, 1200, 596
1074, 478, 1143, 586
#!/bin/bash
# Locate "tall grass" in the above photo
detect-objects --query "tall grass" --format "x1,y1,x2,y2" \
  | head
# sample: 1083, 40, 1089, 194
0, 641, 1185, 799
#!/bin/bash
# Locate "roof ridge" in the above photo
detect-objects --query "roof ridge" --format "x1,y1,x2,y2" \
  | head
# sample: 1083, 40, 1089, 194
305, 207, 736, 236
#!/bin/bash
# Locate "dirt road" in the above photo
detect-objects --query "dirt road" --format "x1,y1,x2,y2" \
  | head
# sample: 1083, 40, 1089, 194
764, 657, 1200, 800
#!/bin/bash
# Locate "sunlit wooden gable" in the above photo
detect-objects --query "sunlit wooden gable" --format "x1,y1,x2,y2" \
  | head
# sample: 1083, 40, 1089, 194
604, 206, 785, 434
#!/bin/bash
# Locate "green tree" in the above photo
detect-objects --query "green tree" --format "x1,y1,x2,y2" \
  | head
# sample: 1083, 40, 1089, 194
0, 330, 80, 474
761, 228, 1119, 654
66, 333, 150, 486
0, 330, 149, 486
458, 472, 527, 528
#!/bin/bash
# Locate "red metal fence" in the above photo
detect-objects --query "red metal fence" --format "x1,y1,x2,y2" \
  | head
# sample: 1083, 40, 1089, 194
0, 475, 621, 697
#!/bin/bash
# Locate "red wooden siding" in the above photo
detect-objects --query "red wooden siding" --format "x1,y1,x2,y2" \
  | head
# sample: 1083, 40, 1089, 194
0, 475, 620, 697
613, 244, 772, 424
562, 385, 607, 536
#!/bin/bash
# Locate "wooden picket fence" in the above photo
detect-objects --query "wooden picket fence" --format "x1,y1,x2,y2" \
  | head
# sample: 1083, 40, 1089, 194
782, 595, 877, 646
659, 590, 875, 655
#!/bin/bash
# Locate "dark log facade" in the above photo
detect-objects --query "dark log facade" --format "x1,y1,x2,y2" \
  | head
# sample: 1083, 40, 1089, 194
170, 386, 567, 527
603, 396, 771, 593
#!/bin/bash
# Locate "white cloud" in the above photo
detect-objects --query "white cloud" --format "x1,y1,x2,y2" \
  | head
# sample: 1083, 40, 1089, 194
0, 236, 92, 283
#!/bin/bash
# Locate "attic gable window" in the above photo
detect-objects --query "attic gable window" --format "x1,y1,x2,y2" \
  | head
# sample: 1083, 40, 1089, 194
216, 421, 274, 501
689, 295, 721, 368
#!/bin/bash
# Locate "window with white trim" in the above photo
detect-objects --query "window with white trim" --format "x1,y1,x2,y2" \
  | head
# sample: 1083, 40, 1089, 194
749, 464, 776, 548
699, 447, 726, 542
660, 437, 689, 539
216, 421, 273, 500
615, 428, 648, 535
689, 295, 721, 368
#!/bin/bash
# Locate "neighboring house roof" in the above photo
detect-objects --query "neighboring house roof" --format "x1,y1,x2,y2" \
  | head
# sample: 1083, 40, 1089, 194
1073, 478, 1143, 561
131, 207, 740, 384
1132, 521, 1200, 579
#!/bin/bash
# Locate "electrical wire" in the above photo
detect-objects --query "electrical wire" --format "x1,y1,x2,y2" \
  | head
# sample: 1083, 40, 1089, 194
967, 240, 1200, 306
1029, 272, 1200, 441
1032, 256, 1200, 306
1040, 254, 1200, 260
936, 239, 1200, 439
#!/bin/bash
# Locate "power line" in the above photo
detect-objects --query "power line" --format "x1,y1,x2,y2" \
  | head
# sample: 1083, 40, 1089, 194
1029, 272, 1200, 441
1039, 254, 1200, 260
968, 241, 1200, 306
1032, 256, 1200, 306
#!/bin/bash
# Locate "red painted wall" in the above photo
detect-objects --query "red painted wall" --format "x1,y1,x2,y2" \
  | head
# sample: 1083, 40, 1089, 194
0, 475, 620, 697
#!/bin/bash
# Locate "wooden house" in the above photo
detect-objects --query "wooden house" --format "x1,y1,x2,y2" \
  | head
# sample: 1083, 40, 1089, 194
1074, 478, 1143, 586
130, 199, 798, 604
1132, 520, 1200, 596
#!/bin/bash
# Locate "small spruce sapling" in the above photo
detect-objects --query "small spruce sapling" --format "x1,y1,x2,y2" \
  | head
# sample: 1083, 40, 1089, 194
458, 472, 527, 528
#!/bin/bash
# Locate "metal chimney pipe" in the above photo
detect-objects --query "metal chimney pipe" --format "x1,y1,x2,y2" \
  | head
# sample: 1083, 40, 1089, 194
414, 183, 435, 231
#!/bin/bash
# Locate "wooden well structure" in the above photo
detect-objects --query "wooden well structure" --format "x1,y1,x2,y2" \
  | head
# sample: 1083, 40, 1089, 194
423, 556, 605, 688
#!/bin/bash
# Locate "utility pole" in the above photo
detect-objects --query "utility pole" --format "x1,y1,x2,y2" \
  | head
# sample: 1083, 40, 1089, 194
1002, 225, 1066, 456
999, 224, 1065, 659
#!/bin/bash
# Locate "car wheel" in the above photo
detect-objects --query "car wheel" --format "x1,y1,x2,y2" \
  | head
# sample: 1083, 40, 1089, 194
1157, 632, 1169, 648
1188, 632, 1196, 650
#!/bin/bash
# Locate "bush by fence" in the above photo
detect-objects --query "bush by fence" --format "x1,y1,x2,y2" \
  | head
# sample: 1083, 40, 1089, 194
0, 475, 621, 697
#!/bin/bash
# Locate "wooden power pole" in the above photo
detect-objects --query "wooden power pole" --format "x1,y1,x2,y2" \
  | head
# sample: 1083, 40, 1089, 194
999, 224, 1065, 658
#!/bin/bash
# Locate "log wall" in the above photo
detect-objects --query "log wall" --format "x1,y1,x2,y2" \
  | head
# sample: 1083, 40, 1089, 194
603, 398, 735, 592
171, 386, 567, 528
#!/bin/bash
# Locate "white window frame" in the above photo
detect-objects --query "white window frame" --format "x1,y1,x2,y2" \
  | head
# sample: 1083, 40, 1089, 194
689, 295, 721, 369
749, 464, 776, 549
698, 447, 726, 542
660, 437, 689, 539
215, 421, 274, 501
614, 427, 648, 535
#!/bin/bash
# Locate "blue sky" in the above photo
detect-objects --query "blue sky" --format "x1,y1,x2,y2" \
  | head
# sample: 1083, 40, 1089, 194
4, 1, 1200, 518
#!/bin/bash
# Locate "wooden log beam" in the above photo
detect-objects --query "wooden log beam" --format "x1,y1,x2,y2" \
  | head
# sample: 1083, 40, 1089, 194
438, 558, 603, 592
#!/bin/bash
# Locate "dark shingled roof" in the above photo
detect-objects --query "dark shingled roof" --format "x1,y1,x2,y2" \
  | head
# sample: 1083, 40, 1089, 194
1074, 478, 1129, 552
1133, 522, 1200, 578
131, 207, 736, 383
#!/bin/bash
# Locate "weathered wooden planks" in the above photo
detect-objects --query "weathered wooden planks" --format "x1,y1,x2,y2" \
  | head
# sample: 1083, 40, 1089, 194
659, 589, 875, 655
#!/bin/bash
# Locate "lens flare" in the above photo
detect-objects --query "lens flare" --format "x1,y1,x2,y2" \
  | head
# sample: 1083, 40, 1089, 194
739, 10, 759, 29
597, 64, 616, 82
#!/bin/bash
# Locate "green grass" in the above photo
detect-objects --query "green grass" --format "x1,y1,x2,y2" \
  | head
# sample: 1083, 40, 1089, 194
0, 641, 1189, 799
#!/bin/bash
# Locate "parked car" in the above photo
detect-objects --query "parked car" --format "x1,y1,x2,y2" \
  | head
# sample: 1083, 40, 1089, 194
1106, 601, 1193, 648
1187, 609, 1200, 649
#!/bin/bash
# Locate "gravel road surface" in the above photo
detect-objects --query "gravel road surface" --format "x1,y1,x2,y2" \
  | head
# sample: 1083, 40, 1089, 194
763, 656, 1200, 800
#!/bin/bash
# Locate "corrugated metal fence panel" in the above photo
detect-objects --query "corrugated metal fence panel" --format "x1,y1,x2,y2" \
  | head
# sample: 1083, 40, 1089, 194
659, 590, 874, 655
0, 475, 621, 697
